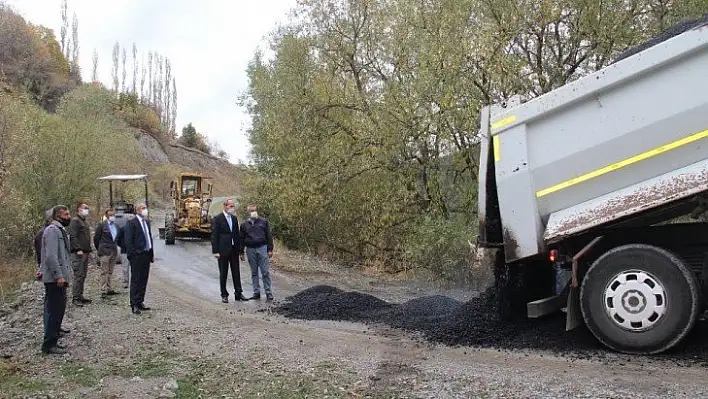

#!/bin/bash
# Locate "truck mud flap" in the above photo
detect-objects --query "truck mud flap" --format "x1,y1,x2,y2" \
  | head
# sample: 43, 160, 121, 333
565, 286, 582, 331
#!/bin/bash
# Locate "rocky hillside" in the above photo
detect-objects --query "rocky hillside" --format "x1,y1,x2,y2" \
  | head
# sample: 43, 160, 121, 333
132, 129, 249, 207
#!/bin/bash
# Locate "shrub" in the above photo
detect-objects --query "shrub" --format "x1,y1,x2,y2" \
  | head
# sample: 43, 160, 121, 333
402, 215, 477, 284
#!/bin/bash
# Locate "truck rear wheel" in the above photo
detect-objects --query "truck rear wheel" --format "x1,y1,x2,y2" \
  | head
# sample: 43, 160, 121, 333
580, 244, 700, 354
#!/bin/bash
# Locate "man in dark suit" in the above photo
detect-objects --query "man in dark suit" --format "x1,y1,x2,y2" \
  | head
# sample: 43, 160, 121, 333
211, 198, 248, 303
123, 203, 154, 314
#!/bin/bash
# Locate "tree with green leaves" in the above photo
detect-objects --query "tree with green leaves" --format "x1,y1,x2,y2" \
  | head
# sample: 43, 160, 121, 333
180, 123, 198, 148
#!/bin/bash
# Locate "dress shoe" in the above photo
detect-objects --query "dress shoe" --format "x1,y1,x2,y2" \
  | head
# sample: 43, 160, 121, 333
42, 346, 67, 355
60, 327, 71, 334
250, 293, 261, 300
266, 293, 274, 301
236, 293, 249, 301
79, 297, 92, 304
72, 300, 84, 307
221, 297, 229, 303
137, 304, 151, 311
131, 306, 142, 314
106, 290, 119, 296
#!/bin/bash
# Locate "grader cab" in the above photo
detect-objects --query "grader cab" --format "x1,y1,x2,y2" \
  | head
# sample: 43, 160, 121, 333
160, 173, 214, 245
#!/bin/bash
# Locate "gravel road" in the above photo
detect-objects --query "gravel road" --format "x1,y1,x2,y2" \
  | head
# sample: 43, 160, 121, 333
1, 222, 708, 398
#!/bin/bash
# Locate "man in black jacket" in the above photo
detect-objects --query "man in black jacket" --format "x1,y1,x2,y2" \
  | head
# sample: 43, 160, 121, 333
239, 204, 274, 301
211, 199, 248, 303
123, 203, 154, 314
68, 201, 93, 306
93, 209, 120, 298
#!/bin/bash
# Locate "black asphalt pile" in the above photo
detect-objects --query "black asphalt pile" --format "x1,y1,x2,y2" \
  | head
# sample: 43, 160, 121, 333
613, 13, 708, 63
386, 295, 463, 332
274, 285, 708, 366
274, 285, 393, 322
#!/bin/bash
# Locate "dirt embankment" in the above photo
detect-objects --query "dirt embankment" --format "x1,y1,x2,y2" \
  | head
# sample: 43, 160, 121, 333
133, 131, 248, 200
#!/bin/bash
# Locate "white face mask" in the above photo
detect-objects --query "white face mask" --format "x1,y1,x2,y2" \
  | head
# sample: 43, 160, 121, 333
108, 216, 116, 223
80, 208, 89, 217
249, 211, 258, 219
141, 209, 148, 217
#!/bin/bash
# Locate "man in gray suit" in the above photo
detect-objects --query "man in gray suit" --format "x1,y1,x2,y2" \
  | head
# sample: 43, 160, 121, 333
39, 205, 73, 355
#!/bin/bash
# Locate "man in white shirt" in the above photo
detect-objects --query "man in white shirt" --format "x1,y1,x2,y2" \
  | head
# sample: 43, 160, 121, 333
211, 199, 248, 303
123, 203, 154, 314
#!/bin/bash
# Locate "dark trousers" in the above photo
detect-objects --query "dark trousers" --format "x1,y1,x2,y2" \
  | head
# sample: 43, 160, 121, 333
42, 283, 67, 352
71, 253, 89, 301
129, 252, 151, 307
218, 250, 242, 298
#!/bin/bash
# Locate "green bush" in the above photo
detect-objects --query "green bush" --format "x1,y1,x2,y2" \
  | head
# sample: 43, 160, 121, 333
402, 215, 477, 283
0, 85, 141, 256
116, 92, 162, 135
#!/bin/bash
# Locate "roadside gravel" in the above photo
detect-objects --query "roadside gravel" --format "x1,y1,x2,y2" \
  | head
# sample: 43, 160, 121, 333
1, 256, 708, 398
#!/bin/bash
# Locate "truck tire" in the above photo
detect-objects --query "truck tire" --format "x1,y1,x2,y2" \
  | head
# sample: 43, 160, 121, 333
580, 244, 700, 355
164, 216, 176, 246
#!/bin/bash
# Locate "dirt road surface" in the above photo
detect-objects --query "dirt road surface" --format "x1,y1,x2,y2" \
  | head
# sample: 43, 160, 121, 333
1, 223, 707, 398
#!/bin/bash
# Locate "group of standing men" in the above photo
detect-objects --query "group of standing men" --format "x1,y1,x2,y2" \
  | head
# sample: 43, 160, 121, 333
34, 197, 273, 355
211, 200, 275, 303
35, 202, 155, 355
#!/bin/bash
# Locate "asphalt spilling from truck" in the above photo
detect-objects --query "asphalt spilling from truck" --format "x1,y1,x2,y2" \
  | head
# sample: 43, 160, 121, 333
272, 285, 708, 367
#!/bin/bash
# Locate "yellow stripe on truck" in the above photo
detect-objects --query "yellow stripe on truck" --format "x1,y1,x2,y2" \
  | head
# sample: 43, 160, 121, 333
536, 128, 708, 198
493, 135, 501, 162
491, 115, 517, 130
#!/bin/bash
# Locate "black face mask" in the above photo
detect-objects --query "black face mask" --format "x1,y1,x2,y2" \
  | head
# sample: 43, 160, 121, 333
59, 218, 70, 227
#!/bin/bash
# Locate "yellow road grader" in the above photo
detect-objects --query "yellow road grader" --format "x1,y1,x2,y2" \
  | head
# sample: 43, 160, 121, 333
158, 172, 214, 245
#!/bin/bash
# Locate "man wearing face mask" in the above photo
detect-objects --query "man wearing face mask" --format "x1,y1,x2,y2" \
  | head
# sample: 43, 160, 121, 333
211, 199, 248, 303
239, 205, 274, 301
68, 201, 93, 306
39, 205, 73, 355
124, 203, 154, 314
93, 209, 120, 299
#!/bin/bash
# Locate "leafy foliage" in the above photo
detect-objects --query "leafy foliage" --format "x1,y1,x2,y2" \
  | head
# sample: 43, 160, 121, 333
241, 0, 708, 277
0, 4, 80, 111
116, 92, 163, 136
0, 84, 142, 256
178, 123, 212, 154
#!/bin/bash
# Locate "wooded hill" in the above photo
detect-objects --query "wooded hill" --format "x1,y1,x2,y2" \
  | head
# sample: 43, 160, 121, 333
0, 2, 244, 260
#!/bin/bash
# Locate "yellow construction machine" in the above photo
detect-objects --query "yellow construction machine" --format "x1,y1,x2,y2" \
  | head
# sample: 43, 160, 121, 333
159, 172, 214, 245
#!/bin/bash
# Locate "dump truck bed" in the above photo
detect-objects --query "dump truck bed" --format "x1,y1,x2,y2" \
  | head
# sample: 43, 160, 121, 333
478, 22, 708, 263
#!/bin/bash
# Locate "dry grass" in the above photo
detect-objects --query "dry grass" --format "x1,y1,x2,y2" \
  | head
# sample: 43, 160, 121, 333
269, 240, 340, 275
0, 256, 34, 305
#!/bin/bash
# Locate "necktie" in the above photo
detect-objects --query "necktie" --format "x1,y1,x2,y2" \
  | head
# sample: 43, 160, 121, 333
141, 218, 151, 251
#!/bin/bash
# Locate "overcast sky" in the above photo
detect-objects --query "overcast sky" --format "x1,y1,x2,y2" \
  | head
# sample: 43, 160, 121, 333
5, 0, 296, 164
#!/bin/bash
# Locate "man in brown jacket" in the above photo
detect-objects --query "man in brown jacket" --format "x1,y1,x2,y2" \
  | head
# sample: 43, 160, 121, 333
68, 201, 93, 306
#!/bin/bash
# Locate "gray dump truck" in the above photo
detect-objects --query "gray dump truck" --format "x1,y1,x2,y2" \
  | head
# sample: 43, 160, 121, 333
477, 20, 708, 355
